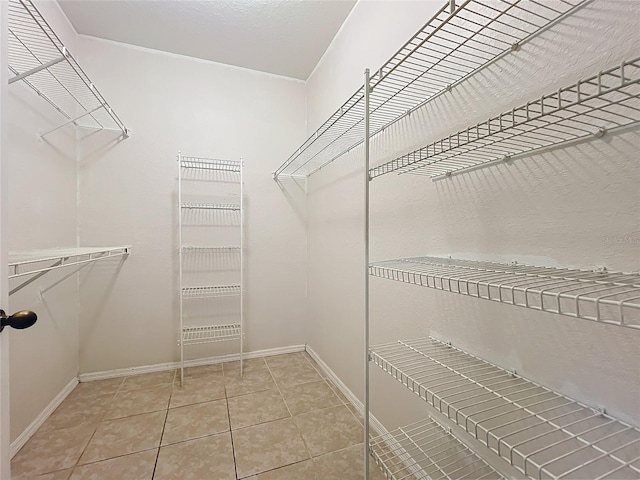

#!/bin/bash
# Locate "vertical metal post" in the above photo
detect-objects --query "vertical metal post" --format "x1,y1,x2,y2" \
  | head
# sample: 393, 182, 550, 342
364, 68, 371, 480
240, 158, 244, 378
178, 152, 185, 386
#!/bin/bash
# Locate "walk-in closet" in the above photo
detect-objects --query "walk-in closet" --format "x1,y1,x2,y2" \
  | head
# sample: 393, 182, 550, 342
0, 0, 638, 478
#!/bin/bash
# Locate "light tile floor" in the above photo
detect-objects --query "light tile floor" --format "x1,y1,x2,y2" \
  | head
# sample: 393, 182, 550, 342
11, 352, 386, 479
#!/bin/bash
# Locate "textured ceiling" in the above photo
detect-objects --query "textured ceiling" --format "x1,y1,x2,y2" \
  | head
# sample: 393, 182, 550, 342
58, 0, 357, 80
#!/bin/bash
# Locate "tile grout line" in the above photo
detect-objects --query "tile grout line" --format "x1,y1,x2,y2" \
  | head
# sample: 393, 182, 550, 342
151, 370, 175, 479
224, 369, 240, 480
263, 356, 315, 463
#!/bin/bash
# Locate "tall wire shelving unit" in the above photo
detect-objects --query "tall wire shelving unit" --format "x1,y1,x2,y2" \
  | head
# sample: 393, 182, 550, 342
177, 154, 244, 386
274, 0, 640, 478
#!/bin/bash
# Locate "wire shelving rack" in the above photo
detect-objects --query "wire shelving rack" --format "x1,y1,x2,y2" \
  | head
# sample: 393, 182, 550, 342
370, 256, 640, 329
370, 57, 640, 179
370, 417, 504, 480
177, 153, 244, 385
273, 0, 586, 179
371, 337, 640, 480
7, 0, 128, 137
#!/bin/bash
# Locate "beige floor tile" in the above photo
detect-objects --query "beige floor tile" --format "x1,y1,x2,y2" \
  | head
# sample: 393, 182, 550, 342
154, 433, 235, 480
249, 459, 317, 479
270, 362, 322, 389
223, 357, 268, 375
302, 354, 327, 378
68, 449, 156, 480
11, 423, 96, 477
224, 366, 277, 398
313, 444, 386, 480
162, 399, 229, 445
104, 384, 172, 420
120, 370, 176, 391
170, 375, 226, 408
233, 418, 310, 478
264, 352, 308, 369
39, 393, 112, 432
325, 379, 350, 404
14, 468, 73, 480
228, 389, 290, 429
293, 405, 363, 457
79, 411, 165, 464
281, 380, 342, 416
71, 378, 124, 399
346, 403, 364, 426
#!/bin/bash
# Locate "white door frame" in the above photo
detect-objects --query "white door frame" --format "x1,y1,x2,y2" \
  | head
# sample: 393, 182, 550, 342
0, 0, 11, 477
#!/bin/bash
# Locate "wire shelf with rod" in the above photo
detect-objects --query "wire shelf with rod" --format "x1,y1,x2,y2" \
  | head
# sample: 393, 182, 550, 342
273, 0, 586, 179
179, 156, 242, 172
370, 256, 640, 329
7, 0, 128, 137
181, 324, 242, 346
180, 202, 240, 211
8, 246, 130, 279
370, 417, 504, 480
371, 337, 640, 480
370, 57, 640, 179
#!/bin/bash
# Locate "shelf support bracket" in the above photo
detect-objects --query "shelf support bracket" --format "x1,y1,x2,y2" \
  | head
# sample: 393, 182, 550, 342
39, 103, 106, 138
9, 258, 66, 296
8, 53, 66, 85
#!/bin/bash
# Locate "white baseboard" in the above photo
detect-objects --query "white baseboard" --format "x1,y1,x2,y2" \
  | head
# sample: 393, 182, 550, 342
78, 344, 306, 382
305, 345, 387, 438
10, 377, 78, 458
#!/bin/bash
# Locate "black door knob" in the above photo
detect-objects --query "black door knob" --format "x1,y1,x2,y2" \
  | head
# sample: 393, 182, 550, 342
0, 310, 37, 333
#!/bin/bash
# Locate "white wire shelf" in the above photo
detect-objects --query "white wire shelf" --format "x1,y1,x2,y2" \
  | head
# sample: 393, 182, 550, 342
371, 337, 640, 480
273, 0, 585, 178
180, 202, 240, 211
370, 257, 640, 329
7, 0, 128, 137
181, 324, 241, 346
181, 246, 241, 252
181, 285, 241, 299
371, 417, 504, 480
370, 56, 640, 179
179, 156, 241, 173
8, 246, 130, 279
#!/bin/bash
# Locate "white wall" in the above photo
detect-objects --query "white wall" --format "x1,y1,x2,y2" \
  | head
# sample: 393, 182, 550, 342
305, 0, 640, 432
75, 37, 308, 373
7, 1, 80, 443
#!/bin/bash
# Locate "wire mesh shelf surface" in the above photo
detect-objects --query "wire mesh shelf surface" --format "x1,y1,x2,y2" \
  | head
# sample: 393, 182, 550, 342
181, 285, 241, 299
181, 246, 241, 252
370, 256, 640, 329
179, 156, 241, 173
370, 57, 640, 179
371, 337, 640, 480
274, 0, 585, 178
181, 324, 241, 346
8, 246, 130, 279
180, 202, 240, 211
7, 0, 128, 136
371, 417, 504, 480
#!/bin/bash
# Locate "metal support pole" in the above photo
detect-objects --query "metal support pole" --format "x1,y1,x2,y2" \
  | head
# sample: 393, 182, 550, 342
240, 157, 244, 378
8, 54, 66, 85
178, 152, 184, 386
364, 68, 371, 480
